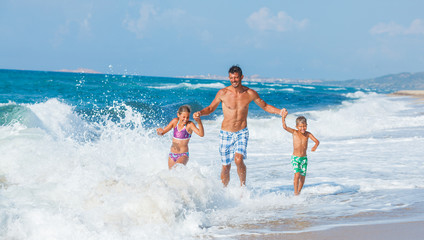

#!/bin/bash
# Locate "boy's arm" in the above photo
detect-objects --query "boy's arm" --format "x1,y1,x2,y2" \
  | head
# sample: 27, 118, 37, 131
308, 132, 320, 151
189, 117, 204, 137
281, 109, 295, 134
194, 90, 223, 118
157, 118, 177, 135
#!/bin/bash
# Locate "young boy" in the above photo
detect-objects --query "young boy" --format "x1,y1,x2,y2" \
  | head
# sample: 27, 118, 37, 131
282, 109, 319, 195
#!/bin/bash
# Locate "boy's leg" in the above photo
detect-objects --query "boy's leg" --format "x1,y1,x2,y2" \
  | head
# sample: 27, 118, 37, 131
298, 175, 306, 194
297, 156, 307, 194
221, 164, 231, 187
234, 153, 246, 186
293, 172, 301, 195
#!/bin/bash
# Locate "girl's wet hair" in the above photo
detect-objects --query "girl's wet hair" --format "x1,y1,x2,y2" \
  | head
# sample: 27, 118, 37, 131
178, 105, 191, 114
296, 116, 307, 126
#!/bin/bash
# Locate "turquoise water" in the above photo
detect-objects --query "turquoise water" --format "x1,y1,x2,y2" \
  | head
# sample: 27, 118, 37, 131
1, 69, 423, 239
0, 69, 355, 128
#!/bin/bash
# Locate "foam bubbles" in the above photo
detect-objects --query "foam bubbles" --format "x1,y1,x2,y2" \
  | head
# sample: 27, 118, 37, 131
0, 101, 234, 239
307, 92, 424, 138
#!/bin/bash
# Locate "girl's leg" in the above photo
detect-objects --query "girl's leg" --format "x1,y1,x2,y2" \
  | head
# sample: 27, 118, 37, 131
168, 157, 176, 169
176, 155, 189, 165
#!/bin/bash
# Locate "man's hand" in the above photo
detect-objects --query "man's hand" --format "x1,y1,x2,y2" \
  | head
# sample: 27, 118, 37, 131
193, 113, 201, 121
281, 108, 288, 118
193, 111, 201, 118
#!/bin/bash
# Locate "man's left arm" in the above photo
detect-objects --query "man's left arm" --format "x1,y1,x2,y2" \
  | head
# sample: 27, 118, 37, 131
251, 90, 284, 115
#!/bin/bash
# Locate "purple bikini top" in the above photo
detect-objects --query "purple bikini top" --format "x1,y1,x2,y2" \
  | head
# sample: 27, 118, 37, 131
173, 124, 191, 140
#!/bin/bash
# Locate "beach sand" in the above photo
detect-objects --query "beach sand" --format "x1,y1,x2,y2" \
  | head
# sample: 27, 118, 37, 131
232, 199, 424, 240
389, 90, 424, 102
236, 221, 424, 240
282, 221, 424, 240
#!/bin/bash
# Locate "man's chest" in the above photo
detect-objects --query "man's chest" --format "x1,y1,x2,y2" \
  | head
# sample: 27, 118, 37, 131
222, 95, 251, 110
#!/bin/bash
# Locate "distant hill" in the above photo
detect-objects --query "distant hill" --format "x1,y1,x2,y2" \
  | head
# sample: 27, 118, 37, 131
185, 71, 424, 91
321, 72, 424, 91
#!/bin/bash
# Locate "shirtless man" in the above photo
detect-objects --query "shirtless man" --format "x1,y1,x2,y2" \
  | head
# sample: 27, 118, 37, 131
194, 65, 285, 187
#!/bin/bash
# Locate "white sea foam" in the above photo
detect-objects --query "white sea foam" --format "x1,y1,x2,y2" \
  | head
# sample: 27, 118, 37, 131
308, 92, 424, 138
148, 82, 226, 90
257, 87, 295, 92
1, 93, 424, 239
293, 85, 316, 89
324, 87, 347, 91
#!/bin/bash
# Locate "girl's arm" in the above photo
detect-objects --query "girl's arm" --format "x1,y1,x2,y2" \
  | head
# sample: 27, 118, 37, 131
188, 118, 204, 137
157, 118, 178, 135
281, 109, 295, 134
308, 132, 320, 151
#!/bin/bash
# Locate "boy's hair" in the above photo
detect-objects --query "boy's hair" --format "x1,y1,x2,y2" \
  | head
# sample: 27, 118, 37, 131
178, 105, 191, 114
229, 65, 243, 76
296, 116, 307, 126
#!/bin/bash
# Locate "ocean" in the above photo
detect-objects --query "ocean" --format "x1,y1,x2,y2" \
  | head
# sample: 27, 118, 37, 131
1, 69, 424, 239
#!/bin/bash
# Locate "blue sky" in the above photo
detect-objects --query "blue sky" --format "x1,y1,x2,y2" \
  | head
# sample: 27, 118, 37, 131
1, 0, 423, 80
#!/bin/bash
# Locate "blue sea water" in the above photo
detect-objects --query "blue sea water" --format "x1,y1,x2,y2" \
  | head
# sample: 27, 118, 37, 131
1, 69, 424, 239
0, 69, 352, 125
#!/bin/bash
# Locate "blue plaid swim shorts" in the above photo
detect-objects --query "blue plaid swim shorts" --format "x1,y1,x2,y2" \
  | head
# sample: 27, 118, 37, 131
219, 128, 249, 165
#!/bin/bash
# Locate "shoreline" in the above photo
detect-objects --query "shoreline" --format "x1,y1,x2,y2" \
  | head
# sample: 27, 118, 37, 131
233, 202, 424, 240
389, 90, 424, 100
280, 221, 424, 240
235, 221, 424, 240
389, 90, 424, 103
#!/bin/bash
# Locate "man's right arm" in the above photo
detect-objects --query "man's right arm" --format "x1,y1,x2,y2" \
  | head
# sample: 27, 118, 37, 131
194, 90, 223, 118
282, 109, 295, 134
251, 89, 284, 115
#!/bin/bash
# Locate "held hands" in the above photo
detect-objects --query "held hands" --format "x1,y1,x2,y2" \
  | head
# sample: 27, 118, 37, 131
193, 111, 201, 119
280, 108, 288, 118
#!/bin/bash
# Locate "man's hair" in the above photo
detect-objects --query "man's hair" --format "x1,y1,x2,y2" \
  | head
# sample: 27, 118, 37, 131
178, 105, 191, 114
296, 116, 307, 126
228, 65, 243, 76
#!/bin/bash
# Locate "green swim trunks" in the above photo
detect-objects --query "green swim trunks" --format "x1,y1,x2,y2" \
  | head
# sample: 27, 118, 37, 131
291, 155, 308, 176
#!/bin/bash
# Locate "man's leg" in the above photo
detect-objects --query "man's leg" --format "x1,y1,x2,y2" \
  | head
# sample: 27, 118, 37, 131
234, 153, 246, 186
221, 164, 231, 187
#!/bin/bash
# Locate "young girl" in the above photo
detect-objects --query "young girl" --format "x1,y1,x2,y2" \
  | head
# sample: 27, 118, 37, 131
156, 105, 204, 169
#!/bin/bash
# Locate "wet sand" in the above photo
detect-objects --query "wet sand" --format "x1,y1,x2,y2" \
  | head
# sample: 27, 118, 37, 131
235, 221, 424, 240
281, 221, 424, 240
233, 202, 424, 240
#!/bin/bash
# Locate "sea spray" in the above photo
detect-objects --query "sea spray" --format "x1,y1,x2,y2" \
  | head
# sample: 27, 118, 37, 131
0, 100, 243, 239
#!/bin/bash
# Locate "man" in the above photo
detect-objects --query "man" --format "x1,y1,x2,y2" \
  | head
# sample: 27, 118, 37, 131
194, 65, 285, 187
